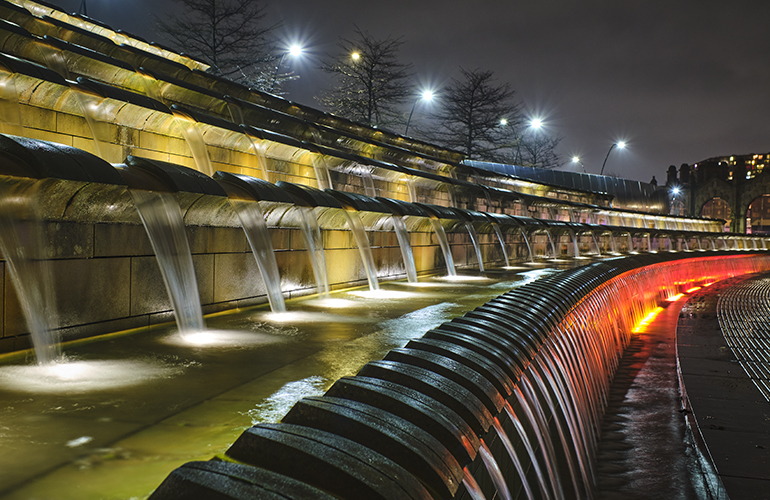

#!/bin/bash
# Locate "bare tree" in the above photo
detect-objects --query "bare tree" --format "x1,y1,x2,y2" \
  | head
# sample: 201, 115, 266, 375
429, 68, 521, 161
316, 28, 413, 128
156, 0, 280, 88
518, 133, 563, 169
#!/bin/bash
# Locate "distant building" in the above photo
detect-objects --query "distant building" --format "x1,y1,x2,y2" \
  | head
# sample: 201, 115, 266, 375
668, 152, 770, 233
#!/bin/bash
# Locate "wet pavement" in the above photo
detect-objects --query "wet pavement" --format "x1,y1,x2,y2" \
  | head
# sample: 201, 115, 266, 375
596, 297, 705, 499
598, 273, 770, 500
677, 275, 770, 500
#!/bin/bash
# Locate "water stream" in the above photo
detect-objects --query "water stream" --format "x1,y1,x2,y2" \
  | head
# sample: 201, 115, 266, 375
491, 222, 511, 267
0, 177, 60, 365
230, 200, 286, 312
391, 215, 418, 283
341, 210, 380, 290
297, 207, 330, 296
130, 190, 205, 334
429, 219, 457, 276
464, 221, 485, 272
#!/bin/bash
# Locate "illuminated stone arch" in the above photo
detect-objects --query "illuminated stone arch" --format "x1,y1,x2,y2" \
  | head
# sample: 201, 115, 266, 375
694, 177, 735, 230
700, 198, 732, 232
743, 194, 770, 235
737, 175, 770, 233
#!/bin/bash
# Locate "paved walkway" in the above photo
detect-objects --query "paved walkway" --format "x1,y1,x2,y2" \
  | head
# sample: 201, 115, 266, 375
678, 274, 770, 499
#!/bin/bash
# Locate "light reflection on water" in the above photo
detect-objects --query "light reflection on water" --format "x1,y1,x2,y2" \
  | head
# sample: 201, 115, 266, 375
0, 359, 182, 394
0, 266, 577, 500
246, 375, 327, 425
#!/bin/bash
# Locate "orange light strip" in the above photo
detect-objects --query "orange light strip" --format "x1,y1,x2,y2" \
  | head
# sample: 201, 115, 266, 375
686, 286, 702, 293
633, 307, 664, 333
667, 293, 684, 302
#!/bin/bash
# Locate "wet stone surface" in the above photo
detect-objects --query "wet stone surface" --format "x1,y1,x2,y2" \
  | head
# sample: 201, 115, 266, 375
596, 302, 704, 500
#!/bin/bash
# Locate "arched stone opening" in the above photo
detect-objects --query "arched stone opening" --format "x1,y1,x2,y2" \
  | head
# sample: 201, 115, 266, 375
745, 194, 770, 235
700, 197, 731, 232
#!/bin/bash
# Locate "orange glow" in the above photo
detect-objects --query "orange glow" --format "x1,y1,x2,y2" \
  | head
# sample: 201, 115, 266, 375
703, 282, 715, 287
633, 307, 663, 333
667, 293, 684, 302
686, 286, 702, 293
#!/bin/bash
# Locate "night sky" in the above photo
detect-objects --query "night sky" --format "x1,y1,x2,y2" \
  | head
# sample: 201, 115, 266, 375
43, 0, 770, 183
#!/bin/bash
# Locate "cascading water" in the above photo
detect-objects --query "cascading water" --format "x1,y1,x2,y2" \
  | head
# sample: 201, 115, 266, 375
391, 214, 418, 283
479, 440, 512, 500
520, 228, 534, 262
429, 218, 456, 276
311, 153, 334, 190
362, 168, 377, 197
0, 177, 60, 365
590, 233, 602, 256
297, 206, 330, 296
491, 222, 511, 267
244, 135, 273, 182
569, 230, 580, 258
341, 210, 380, 291
491, 418, 536, 500
171, 112, 214, 177
130, 190, 205, 334
463, 221, 485, 272
0, 68, 23, 136
230, 200, 286, 312
545, 230, 557, 259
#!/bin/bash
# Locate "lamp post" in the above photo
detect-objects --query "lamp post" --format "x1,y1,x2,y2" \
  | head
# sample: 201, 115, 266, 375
79, 0, 87, 15
269, 44, 303, 92
404, 90, 434, 136
600, 141, 625, 175
572, 156, 586, 173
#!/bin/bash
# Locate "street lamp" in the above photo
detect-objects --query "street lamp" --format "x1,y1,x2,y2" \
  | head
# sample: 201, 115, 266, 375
404, 90, 434, 136
572, 156, 586, 173
600, 141, 626, 175
269, 44, 304, 92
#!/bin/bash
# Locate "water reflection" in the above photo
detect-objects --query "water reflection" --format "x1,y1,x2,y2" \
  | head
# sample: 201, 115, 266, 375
0, 267, 574, 500
0, 359, 182, 394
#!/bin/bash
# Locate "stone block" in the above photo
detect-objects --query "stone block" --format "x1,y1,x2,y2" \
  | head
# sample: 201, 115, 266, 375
186, 226, 248, 255
53, 257, 131, 328
325, 248, 363, 285
213, 252, 265, 303
44, 221, 94, 259
23, 127, 73, 147
20, 105, 57, 133
94, 223, 154, 257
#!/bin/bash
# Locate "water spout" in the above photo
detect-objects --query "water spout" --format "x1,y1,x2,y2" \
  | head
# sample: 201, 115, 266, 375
391, 215, 418, 283
297, 207, 330, 297
429, 219, 456, 276
491, 222, 510, 267
0, 177, 60, 365
464, 221, 485, 272
130, 190, 205, 334
230, 200, 286, 312
341, 210, 380, 291
171, 112, 214, 176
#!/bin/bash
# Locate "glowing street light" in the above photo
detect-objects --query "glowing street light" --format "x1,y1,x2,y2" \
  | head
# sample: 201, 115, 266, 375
572, 156, 586, 172
600, 141, 626, 175
351, 51, 361, 61
270, 43, 304, 92
530, 118, 543, 130
404, 90, 435, 136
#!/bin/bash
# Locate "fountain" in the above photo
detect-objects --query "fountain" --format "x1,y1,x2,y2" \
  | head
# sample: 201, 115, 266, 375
0, 4, 769, 500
